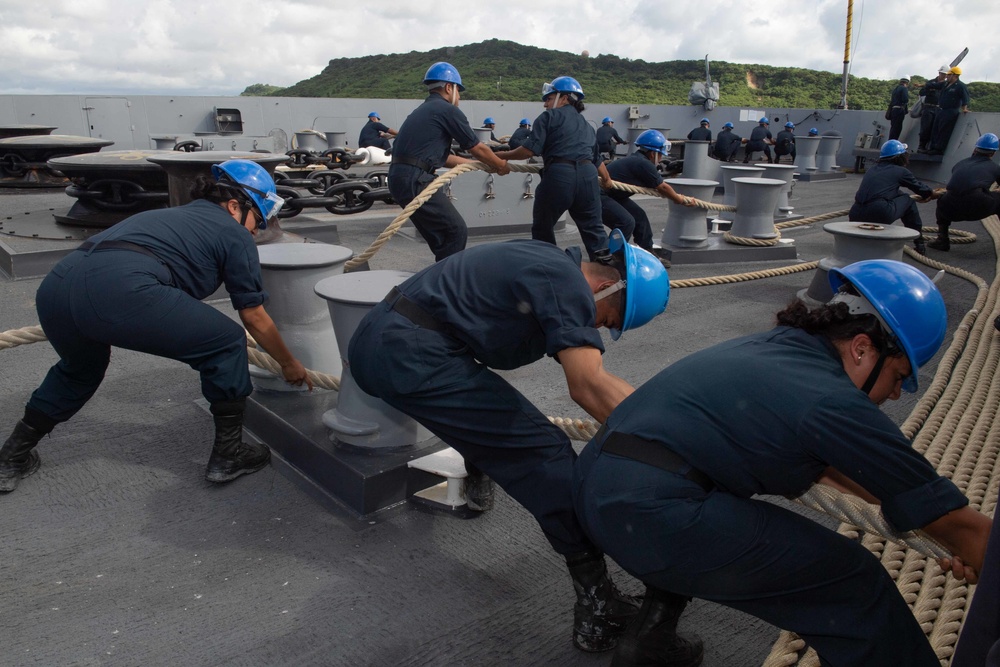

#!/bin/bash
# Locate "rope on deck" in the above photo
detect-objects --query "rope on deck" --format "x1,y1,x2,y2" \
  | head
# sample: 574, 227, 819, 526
0, 180, 995, 649
763, 215, 1000, 667
338, 160, 978, 262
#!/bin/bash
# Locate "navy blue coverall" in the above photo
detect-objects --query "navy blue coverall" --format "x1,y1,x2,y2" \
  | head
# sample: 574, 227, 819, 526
508, 126, 531, 149
601, 153, 662, 251
521, 106, 609, 260
387, 94, 481, 261
743, 124, 773, 162
28, 199, 266, 423
712, 128, 742, 161
348, 240, 604, 555
888, 83, 909, 141
936, 154, 1000, 226
358, 119, 392, 150
774, 129, 796, 162
918, 79, 945, 150
849, 161, 933, 233
952, 493, 1000, 666
686, 126, 711, 142
596, 124, 625, 158
573, 327, 969, 666
930, 80, 970, 154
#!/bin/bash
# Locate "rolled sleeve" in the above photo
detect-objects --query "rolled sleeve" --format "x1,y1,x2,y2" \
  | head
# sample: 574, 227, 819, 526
224, 236, 267, 310
881, 476, 969, 532
230, 287, 268, 311
547, 327, 605, 358
521, 114, 548, 156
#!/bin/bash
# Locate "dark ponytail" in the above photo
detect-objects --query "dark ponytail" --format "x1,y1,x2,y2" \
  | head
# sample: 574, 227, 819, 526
776, 293, 898, 355
189, 175, 252, 209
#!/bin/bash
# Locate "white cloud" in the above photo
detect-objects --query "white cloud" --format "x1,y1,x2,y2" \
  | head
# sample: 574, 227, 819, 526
0, 0, 996, 95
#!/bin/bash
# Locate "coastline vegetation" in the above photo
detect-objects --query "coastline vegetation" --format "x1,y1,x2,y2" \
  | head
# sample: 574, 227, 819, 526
241, 39, 1000, 112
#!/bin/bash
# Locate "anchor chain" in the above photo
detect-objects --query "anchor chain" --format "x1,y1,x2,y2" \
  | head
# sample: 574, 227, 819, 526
65, 179, 169, 211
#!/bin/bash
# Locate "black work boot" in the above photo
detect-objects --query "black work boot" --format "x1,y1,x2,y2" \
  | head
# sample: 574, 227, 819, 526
593, 248, 614, 265
0, 420, 46, 493
463, 461, 494, 511
927, 224, 951, 251
205, 398, 270, 483
914, 237, 927, 255
611, 587, 704, 667
567, 551, 640, 652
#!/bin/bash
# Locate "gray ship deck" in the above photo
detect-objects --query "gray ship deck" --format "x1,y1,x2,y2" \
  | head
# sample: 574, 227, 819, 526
0, 173, 995, 666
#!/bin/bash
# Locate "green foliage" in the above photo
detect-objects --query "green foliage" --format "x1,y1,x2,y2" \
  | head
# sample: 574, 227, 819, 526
265, 39, 1000, 112
240, 83, 286, 96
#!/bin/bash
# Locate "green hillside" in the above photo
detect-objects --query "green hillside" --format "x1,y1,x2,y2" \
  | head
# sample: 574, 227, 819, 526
242, 39, 1000, 112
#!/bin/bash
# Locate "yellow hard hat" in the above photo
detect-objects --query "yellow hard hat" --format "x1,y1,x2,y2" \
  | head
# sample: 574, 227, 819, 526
949, 66, 962, 75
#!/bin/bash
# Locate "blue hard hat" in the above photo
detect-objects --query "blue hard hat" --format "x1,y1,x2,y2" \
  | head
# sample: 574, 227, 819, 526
602, 117, 613, 124
828, 260, 946, 393
483, 117, 495, 125
607, 229, 670, 340
879, 139, 907, 159
634, 129, 670, 156
519, 118, 531, 126
722, 122, 734, 129
211, 159, 284, 229
542, 76, 585, 100
808, 128, 819, 135
423, 62, 465, 91
368, 112, 380, 119
784, 122, 795, 129
759, 117, 769, 124
975, 133, 999, 151
700, 117, 710, 125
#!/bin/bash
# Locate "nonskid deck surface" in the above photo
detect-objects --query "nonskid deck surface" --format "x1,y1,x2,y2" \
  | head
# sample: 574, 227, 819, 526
0, 176, 994, 666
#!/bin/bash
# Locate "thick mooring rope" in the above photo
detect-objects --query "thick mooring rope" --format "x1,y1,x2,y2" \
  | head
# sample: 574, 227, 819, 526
342, 160, 743, 271
1, 170, 995, 655
763, 216, 1000, 667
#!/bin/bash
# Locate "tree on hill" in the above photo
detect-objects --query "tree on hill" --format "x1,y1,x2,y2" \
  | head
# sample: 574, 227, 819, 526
252, 39, 1000, 112
241, 83, 285, 96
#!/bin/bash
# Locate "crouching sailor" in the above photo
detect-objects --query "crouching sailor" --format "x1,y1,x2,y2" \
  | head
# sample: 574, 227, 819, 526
0, 160, 312, 493
573, 260, 990, 666
348, 230, 672, 652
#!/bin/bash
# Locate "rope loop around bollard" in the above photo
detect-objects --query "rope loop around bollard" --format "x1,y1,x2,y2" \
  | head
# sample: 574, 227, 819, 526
341, 161, 746, 273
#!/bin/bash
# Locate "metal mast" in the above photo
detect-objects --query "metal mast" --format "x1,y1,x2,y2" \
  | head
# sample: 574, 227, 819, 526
838, 0, 853, 109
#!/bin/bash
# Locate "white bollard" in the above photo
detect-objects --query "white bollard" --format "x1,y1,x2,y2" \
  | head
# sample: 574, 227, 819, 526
799, 222, 920, 306
717, 165, 764, 222
755, 163, 797, 218
661, 178, 719, 247
816, 134, 842, 172
314, 270, 433, 450
251, 243, 354, 392
729, 177, 786, 240
680, 141, 717, 181
794, 135, 821, 172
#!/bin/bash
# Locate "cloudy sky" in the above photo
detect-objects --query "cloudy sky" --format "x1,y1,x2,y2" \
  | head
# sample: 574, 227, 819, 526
1, 0, 997, 96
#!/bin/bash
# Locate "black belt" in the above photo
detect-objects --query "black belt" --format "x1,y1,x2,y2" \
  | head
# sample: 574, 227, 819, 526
77, 240, 160, 262
546, 158, 591, 166
597, 425, 715, 493
391, 156, 435, 174
385, 287, 450, 333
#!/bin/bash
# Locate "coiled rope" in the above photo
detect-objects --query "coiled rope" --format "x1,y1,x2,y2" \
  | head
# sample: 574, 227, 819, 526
1, 169, 994, 655
762, 215, 1000, 667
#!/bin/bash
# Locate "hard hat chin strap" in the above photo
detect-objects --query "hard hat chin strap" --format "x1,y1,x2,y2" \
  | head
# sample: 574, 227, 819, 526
830, 291, 894, 397
595, 279, 626, 302
860, 351, 889, 396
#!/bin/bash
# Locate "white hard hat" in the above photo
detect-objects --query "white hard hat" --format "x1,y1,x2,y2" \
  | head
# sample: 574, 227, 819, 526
938, 65, 950, 74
